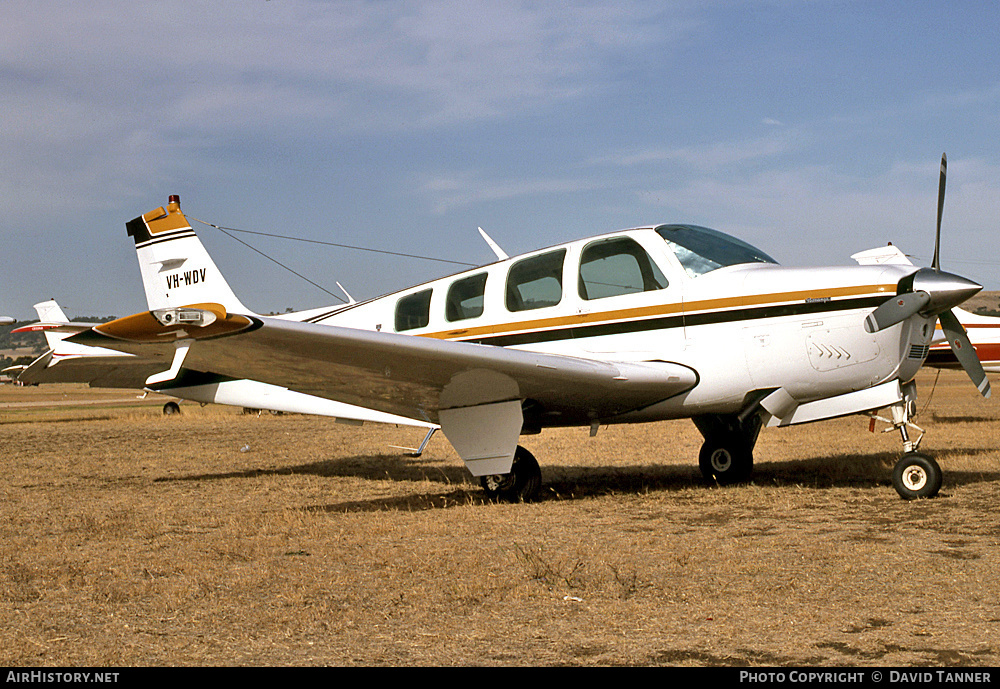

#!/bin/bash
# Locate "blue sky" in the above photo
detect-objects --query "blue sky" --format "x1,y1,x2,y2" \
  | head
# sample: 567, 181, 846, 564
3, 1, 1000, 319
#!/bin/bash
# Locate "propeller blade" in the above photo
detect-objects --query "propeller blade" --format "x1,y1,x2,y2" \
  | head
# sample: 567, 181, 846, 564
933, 152, 946, 272
939, 309, 991, 398
865, 291, 931, 333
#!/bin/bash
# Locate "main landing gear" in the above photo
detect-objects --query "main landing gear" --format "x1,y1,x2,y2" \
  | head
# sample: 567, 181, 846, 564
693, 413, 763, 485
480, 446, 542, 503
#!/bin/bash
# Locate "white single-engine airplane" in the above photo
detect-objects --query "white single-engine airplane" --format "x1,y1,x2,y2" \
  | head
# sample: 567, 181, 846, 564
66, 155, 990, 501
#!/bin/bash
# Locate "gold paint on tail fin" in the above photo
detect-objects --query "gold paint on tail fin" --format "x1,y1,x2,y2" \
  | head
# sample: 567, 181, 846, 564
141, 197, 191, 234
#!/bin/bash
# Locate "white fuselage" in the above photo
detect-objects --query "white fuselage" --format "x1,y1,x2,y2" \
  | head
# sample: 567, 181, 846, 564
283, 227, 928, 426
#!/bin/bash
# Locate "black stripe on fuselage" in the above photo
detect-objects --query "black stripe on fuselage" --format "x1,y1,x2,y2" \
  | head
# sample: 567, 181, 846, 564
459, 295, 888, 347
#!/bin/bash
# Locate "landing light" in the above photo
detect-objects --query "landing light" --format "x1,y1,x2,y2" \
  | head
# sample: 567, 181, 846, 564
152, 308, 217, 328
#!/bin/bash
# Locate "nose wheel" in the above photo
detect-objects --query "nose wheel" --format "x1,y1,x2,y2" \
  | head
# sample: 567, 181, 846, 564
872, 386, 942, 499
892, 452, 942, 500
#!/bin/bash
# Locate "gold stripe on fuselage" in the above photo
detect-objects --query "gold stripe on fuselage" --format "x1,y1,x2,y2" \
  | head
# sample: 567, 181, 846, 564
421, 283, 894, 342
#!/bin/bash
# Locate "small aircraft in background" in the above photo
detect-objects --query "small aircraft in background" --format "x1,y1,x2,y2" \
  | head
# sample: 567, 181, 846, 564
0, 316, 13, 325
8, 300, 171, 393
928, 309, 1000, 373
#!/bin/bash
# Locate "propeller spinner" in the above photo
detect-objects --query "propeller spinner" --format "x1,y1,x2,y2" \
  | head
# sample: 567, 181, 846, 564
865, 153, 991, 398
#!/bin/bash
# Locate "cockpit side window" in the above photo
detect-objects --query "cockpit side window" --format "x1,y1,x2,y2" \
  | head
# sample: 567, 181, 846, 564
578, 236, 669, 300
395, 289, 432, 331
446, 273, 488, 322
506, 249, 566, 312
656, 224, 777, 278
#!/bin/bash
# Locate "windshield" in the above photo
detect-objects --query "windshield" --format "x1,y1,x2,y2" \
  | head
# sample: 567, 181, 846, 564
655, 224, 778, 278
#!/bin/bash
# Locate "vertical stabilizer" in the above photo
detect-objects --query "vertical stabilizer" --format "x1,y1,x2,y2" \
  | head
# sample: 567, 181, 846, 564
32, 300, 72, 348
126, 195, 252, 315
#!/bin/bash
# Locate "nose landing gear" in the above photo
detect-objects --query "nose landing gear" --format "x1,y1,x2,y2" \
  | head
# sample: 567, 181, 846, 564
870, 384, 942, 499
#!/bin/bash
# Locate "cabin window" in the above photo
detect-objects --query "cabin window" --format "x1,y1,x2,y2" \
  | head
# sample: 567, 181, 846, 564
446, 273, 488, 322
506, 249, 566, 312
578, 236, 669, 300
395, 289, 432, 331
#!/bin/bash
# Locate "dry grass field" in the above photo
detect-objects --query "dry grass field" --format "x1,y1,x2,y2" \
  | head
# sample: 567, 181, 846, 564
1, 371, 999, 667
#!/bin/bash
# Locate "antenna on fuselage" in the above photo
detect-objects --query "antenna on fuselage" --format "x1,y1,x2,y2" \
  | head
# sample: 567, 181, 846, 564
336, 282, 356, 305
478, 227, 509, 261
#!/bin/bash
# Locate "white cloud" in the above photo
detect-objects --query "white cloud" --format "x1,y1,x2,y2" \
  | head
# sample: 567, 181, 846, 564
421, 170, 603, 214
0, 1, 698, 225
0, 1, 689, 133
594, 130, 806, 171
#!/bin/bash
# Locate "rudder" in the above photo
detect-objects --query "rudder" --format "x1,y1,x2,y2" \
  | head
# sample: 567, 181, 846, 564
31, 300, 72, 348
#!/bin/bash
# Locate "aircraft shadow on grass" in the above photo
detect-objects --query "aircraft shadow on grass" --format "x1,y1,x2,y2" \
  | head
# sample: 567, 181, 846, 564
149, 447, 1000, 513
928, 412, 1000, 424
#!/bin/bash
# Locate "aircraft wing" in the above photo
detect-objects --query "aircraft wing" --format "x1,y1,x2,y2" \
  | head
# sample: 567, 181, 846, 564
67, 307, 698, 429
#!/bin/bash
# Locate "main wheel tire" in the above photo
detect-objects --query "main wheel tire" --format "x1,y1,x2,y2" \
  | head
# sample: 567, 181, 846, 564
162, 401, 181, 415
480, 446, 542, 503
699, 435, 753, 485
892, 452, 942, 500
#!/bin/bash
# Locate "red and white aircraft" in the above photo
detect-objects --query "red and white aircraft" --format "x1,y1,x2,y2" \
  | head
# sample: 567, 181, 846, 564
56, 155, 991, 501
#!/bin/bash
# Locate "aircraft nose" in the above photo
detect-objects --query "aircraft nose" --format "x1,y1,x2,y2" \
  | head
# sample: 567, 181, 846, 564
910, 268, 983, 314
